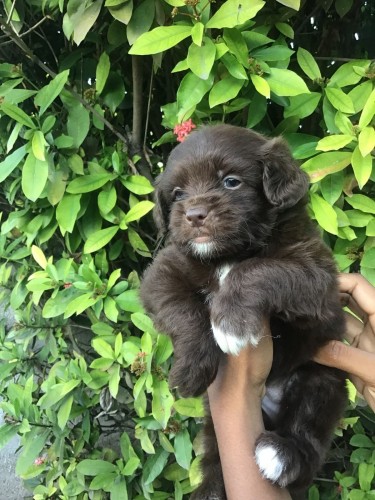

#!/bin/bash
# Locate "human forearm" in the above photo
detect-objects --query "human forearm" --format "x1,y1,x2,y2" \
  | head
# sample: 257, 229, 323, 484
207, 339, 291, 500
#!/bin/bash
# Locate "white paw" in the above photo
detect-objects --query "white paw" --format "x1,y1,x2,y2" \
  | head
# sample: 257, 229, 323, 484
255, 444, 284, 484
211, 323, 259, 355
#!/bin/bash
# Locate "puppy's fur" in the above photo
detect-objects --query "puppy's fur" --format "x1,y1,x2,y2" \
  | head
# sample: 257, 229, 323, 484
140, 125, 347, 498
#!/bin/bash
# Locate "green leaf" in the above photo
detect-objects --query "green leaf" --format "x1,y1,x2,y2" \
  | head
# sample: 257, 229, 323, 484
57, 395, 73, 430
67, 174, 113, 194
0, 145, 27, 182
142, 448, 169, 484
335, 0, 353, 17
206, 0, 265, 29
349, 434, 375, 448
223, 28, 249, 68
92, 337, 115, 359
177, 72, 213, 121
361, 248, 375, 269
320, 171, 344, 205
276, 0, 300, 9
325, 88, 354, 114
154, 335, 174, 365
0, 424, 20, 449
110, 477, 128, 500
284, 92, 321, 119
296, 47, 321, 80
345, 194, 375, 214
84, 226, 119, 253
32, 130, 46, 161
16, 428, 50, 475
174, 397, 205, 417
266, 68, 310, 96
247, 93, 267, 128
123, 200, 154, 223
38, 380, 81, 409
131, 312, 155, 333
174, 428, 193, 470
116, 289, 144, 313
128, 227, 150, 256
187, 38, 216, 80
329, 60, 369, 88
358, 126, 375, 157
209, 75, 244, 108
335, 111, 354, 135
348, 80, 373, 114
121, 175, 154, 195
0, 102, 36, 128
34, 70, 69, 116
191, 22, 204, 46
127, 0, 155, 45
252, 45, 294, 62
346, 209, 373, 227
108, 1, 133, 24
77, 459, 118, 475
310, 193, 338, 234
316, 134, 354, 152
358, 463, 374, 492
359, 89, 375, 129
250, 74, 270, 98
66, 101, 90, 148
366, 218, 375, 236
275, 22, 294, 38
221, 53, 248, 80
98, 185, 117, 214
96, 52, 110, 95
22, 152, 48, 202
69, 0, 104, 45
351, 146, 372, 189
109, 364, 121, 398
129, 26, 192, 55
301, 152, 352, 182
56, 193, 81, 234
152, 378, 174, 428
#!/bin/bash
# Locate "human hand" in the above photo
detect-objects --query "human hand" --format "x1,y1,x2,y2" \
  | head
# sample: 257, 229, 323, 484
314, 273, 375, 411
208, 322, 273, 406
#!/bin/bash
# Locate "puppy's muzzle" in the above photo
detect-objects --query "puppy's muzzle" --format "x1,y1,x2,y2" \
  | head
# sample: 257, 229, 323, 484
186, 206, 208, 227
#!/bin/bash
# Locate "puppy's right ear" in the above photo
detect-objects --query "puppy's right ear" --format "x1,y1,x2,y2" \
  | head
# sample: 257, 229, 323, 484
153, 177, 169, 237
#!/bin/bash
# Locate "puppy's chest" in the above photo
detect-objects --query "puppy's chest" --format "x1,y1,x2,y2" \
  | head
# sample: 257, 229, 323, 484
199, 263, 236, 304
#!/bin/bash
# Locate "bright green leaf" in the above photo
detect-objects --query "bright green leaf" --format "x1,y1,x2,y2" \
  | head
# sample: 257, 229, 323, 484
129, 26, 192, 55
34, 70, 69, 116
310, 193, 338, 234
22, 152, 48, 202
351, 146, 372, 189
206, 0, 265, 29
84, 226, 119, 253
296, 47, 321, 80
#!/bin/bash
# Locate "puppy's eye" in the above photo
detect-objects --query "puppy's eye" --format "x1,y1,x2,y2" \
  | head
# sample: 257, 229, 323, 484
223, 176, 242, 190
172, 188, 185, 201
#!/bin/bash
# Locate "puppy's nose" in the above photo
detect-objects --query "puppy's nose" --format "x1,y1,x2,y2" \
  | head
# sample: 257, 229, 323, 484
186, 206, 208, 227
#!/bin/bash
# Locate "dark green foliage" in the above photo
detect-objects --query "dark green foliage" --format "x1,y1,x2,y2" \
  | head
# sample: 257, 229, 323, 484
0, 0, 374, 498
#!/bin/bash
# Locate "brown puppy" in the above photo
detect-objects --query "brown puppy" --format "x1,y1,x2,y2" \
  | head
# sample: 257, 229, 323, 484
140, 125, 347, 498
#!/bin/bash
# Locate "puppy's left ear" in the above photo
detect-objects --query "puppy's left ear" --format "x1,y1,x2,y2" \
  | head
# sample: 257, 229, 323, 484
261, 137, 309, 210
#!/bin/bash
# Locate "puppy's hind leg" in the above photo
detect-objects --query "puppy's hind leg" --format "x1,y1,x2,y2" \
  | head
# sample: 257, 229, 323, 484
255, 363, 347, 493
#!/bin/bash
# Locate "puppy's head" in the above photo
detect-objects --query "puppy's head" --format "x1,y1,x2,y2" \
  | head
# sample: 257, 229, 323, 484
154, 124, 308, 259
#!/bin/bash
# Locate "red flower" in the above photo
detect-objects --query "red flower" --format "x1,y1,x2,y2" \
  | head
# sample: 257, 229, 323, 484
63, 282, 72, 289
173, 119, 196, 142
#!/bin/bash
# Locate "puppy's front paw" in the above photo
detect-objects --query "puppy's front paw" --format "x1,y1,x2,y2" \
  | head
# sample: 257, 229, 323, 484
169, 355, 219, 397
254, 432, 300, 488
211, 321, 259, 355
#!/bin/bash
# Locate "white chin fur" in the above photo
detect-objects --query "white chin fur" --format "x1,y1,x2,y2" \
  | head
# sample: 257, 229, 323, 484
191, 241, 215, 258
255, 444, 284, 484
211, 324, 259, 355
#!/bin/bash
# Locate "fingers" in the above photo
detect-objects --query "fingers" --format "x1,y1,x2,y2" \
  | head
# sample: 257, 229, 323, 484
339, 274, 375, 320
314, 340, 375, 386
343, 312, 364, 345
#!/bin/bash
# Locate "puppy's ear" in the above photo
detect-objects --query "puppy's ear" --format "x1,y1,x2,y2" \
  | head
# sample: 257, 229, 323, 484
261, 137, 309, 210
153, 176, 169, 237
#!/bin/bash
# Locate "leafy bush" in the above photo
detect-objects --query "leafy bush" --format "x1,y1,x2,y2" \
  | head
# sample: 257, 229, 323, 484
0, 0, 374, 498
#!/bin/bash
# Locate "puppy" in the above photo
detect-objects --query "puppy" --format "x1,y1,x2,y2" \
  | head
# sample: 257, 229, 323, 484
140, 125, 347, 498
